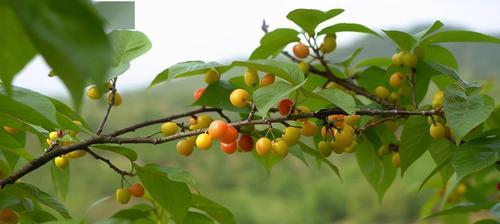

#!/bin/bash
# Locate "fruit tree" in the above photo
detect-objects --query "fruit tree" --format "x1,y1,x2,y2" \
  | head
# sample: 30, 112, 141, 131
0, 2, 499, 223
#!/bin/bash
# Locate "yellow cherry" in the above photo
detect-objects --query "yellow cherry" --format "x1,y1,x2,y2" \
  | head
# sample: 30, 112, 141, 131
244, 69, 259, 86
161, 122, 178, 137
204, 69, 220, 84
196, 133, 213, 150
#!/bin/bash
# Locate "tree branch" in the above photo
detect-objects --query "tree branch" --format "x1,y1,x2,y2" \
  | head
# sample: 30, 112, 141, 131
86, 148, 134, 177
96, 78, 117, 135
0, 107, 441, 187
107, 107, 223, 137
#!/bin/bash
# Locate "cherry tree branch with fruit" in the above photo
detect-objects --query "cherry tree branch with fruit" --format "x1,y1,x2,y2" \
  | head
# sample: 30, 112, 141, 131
0, 5, 499, 223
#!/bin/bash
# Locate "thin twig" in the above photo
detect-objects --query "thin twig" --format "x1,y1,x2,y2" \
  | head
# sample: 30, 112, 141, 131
96, 78, 117, 135
247, 104, 257, 121
86, 148, 134, 177
408, 68, 418, 109
356, 116, 400, 133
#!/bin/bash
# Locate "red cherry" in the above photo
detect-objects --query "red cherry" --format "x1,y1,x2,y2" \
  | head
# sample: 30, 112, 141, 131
497, 182, 500, 191
238, 134, 254, 152
220, 141, 237, 154
128, 183, 145, 197
193, 87, 205, 101
220, 125, 239, 143
278, 99, 294, 116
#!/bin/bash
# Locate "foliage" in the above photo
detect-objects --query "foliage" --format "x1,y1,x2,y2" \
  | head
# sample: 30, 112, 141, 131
0, 2, 499, 223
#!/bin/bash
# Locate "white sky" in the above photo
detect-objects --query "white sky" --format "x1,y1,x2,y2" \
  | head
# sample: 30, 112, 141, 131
13, 0, 500, 97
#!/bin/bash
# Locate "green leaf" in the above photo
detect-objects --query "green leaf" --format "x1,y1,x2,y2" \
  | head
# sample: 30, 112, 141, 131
91, 144, 138, 161
149, 166, 197, 188
422, 45, 458, 69
20, 210, 58, 223
288, 144, 309, 167
355, 134, 396, 201
421, 30, 500, 46
319, 23, 380, 38
108, 30, 151, 78
452, 130, 500, 179
0, 191, 21, 208
193, 81, 246, 112
299, 142, 342, 181
191, 194, 236, 224
150, 61, 227, 87
336, 48, 363, 68
399, 116, 433, 175
418, 153, 453, 192
135, 164, 191, 224
11, 0, 112, 109
485, 106, 500, 130
0, 128, 32, 162
250, 28, 299, 60
444, 85, 495, 141
382, 30, 417, 51
110, 208, 151, 221
355, 66, 389, 92
50, 162, 69, 200
185, 212, 215, 224
354, 57, 391, 69
312, 87, 356, 114
253, 80, 306, 117
420, 202, 496, 221
0, 3, 36, 93
427, 139, 456, 184
3, 183, 71, 218
0, 85, 58, 128
427, 63, 470, 88
419, 20, 444, 38
232, 59, 305, 85
286, 8, 344, 35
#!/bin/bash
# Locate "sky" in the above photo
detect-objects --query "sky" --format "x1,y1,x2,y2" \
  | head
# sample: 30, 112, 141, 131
13, 0, 500, 97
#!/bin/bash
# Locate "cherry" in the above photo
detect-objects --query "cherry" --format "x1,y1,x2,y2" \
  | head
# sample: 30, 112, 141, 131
196, 133, 213, 150
115, 188, 131, 204
238, 134, 254, 152
392, 152, 400, 167
0, 209, 18, 224
208, 120, 228, 139
54, 156, 69, 169
256, 137, 272, 156
391, 52, 404, 67
86, 85, 102, 100
271, 140, 288, 157
429, 123, 446, 139
244, 69, 259, 86
220, 141, 237, 154
375, 86, 390, 99
389, 72, 404, 88
301, 120, 318, 137
205, 69, 220, 84
161, 122, 178, 137
128, 183, 145, 197
107, 92, 122, 106
177, 139, 194, 156
282, 127, 301, 145
278, 99, 294, 116
193, 87, 205, 101
229, 89, 250, 108
403, 52, 418, 68
220, 125, 238, 143
260, 74, 275, 87
318, 141, 332, 157
293, 43, 309, 59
